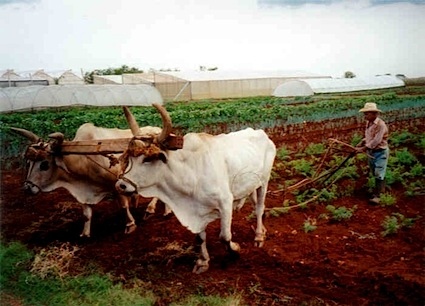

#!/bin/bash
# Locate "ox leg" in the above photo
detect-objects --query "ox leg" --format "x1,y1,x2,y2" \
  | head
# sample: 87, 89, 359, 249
219, 202, 241, 257
144, 197, 158, 220
144, 198, 173, 220
81, 204, 92, 237
193, 231, 210, 274
164, 203, 173, 217
119, 194, 137, 234
254, 186, 267, 247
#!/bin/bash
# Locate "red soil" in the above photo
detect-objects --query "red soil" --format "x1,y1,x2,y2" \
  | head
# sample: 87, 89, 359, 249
1, 117, 424, 305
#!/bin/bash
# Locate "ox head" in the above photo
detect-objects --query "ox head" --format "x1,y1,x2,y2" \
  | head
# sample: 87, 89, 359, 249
11, 127, 68, 194
116, 104, 182, 194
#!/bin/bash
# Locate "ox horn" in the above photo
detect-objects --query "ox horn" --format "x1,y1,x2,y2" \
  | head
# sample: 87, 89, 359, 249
49, 132, 64, 152
49, 132, 64, 144
10, 127, 41, 143
152, 103, 172, 144
123, 106, 140, 136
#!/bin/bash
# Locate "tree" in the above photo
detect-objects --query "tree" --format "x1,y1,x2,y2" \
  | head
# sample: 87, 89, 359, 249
84, 65, 144, 84
344, 71, 356, 78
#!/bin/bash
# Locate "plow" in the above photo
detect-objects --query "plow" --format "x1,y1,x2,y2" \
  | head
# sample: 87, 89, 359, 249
267, 138, 360, 211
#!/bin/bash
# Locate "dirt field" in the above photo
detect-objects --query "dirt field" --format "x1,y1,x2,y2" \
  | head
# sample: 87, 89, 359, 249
1, 117, 424, 305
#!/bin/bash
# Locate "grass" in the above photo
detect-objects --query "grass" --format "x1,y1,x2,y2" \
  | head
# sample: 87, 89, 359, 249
170, 294, 243, 306
0, 242, 155, 305
0, 242, 241, 306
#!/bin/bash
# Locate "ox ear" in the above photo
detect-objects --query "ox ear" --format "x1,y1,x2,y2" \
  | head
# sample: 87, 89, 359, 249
143, 152, 168, 164
54, 156, 70, 173
158, 152, 168, 164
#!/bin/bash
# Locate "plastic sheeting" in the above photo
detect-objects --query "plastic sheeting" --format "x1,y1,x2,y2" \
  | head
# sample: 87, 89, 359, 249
273, 75, 405, 97
0, 84, 163, 113
272, 80, 314, 97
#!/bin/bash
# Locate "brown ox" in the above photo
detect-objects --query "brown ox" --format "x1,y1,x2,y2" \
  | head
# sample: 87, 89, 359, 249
12, 123, 171, 237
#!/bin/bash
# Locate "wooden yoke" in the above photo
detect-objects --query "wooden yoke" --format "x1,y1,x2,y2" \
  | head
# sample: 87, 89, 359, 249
60, 138, 132, 155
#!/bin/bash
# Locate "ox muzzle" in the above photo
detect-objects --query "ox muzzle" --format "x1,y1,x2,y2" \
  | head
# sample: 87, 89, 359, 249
115, 176, 138, 195
24, 180, 41, 194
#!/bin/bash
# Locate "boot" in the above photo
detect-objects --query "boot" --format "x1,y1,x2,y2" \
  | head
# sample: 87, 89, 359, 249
369, 179, 385, 205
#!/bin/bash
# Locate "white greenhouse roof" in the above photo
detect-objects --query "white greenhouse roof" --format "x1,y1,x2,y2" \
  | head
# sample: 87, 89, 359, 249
95, 75, 123, 84
0, 85, 163, 113
273, 75, 405, 97
157, 70, 326, 82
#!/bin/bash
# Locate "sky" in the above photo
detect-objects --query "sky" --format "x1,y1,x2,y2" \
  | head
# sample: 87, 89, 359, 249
0, 0, 424, 78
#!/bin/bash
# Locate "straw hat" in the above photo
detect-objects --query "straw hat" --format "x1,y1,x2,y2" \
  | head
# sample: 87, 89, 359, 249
359, 102, 381, 113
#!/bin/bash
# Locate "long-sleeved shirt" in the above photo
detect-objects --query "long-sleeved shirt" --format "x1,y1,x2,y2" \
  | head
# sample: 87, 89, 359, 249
364, 117, 388, 150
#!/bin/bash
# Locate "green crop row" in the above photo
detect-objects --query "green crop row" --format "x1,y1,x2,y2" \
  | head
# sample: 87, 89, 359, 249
1, 93, 424, 163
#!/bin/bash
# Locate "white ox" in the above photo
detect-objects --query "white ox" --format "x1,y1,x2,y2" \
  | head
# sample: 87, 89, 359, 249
115, 104, 276, 273
12, 123, 171, 237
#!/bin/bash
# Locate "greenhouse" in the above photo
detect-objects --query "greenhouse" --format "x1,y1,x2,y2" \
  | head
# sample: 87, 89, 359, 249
0, 84, 163, 113
273, 75, 405, 97
117, 70, 328, 101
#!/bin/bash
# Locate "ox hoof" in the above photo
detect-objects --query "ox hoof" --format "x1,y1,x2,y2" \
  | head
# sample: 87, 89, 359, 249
125, 223, 137, 234
254, 240, 264, 248
80, 233, 90, 238
192, 259, 209, 274
143, 212, 154, 220
229, 241, 241, 253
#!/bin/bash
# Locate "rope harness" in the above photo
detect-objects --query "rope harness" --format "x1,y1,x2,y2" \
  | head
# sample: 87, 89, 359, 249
24, 141, 122, 179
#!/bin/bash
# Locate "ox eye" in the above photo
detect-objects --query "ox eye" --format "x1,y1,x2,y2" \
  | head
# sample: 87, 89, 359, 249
40, 160, 49, 171
143, 156, 156, 163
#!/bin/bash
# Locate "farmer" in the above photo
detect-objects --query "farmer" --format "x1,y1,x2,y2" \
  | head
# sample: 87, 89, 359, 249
356, 102, 389, 204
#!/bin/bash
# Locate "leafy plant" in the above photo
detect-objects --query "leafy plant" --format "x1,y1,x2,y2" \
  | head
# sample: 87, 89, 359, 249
336, 182, 355, 197
385, 168, 404, 185
317, 186, 338, 203
269, 199, 291, 217
303, 218, 317, 233
276, 146, 292, 161
394, 148, 417, 166
288, 158, 313, 177
410, 163, 424, 177
365, 177, 376, 193
389, 130, 415, 147
381, 213, 417, 237
415, 134, 425, 152
325, 205, 357, 221
404, 181, 425, 197
350, 133, 363, 147
379, 193, 396, 206
305, 143, 326, 156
